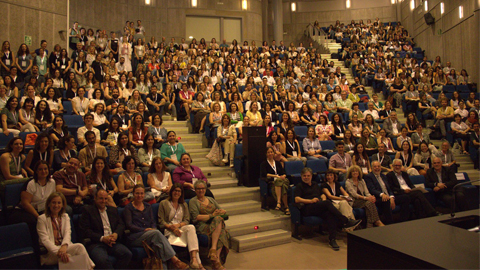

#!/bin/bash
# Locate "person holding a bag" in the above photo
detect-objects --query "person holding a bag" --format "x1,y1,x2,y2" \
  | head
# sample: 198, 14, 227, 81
124, 184, 188, 270
158, 183, 205, 270
216, 114, 237, 167
189, 180, 230, 270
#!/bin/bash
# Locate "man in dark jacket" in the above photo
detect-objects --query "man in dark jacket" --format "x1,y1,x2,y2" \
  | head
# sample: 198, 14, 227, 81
79, 189, 132, 269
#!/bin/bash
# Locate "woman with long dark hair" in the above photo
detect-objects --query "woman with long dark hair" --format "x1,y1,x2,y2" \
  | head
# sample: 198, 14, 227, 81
89, 156, 118, 207
24, 133, 54, 176
1, 96, 36, 136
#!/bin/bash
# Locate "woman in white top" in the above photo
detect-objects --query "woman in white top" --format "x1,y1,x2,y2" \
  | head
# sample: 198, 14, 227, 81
37, 192, 95, 269
43, 87, 64, 115
9, 161, 56, 250
119, 35, 133, 72
51, 69, 64, 89
147, 156, 172, 202
88, 88, 105, 111
71, 87, 89, 116
451, 113, 471, 154
92, 103, 109, 131
134, 39, 145, 71
19, 97, 38, 130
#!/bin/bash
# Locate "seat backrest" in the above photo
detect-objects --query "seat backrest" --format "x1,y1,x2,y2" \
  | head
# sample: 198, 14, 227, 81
294, 126, 308, 138
320, 140, 335, 150
142, 172, 149, 187
306, 159, 328, 173
151, 203, 160, 223
5, 182, 25, 210
0, 133, 14, 149
410, 175, 425, 185
284, 160, 304, 175
64, 115, 84, 127
63, 101, 73, 115
0, 223, 33, 252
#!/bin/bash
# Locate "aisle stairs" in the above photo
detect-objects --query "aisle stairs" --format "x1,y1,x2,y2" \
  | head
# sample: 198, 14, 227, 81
162, 119, 291, 253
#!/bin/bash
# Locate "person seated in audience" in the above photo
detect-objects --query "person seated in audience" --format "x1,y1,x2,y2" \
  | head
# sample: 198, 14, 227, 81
88, 156, 118, 206
315, 114, 333, 141
0, 137, 29, 198
24, 133, 54, 176
364, 161, 411, 224
451, 113, 471, 154
379, 100, 395, 120
345, 166, 385, 228
470, 99, 480, 116
411, 124, 434, 150
123, 185, 188, 270
91, 103, 109, 132
394, 140, 420, 176
37, 192, 95, 269
433, 97, 454, 137
246, 102, 263, 127
105, 88, 125, 115
158, 184, 205, 270
49, 115, 69, 147
147, 113, 167, 148
383, 111, 402, 139
336, 91, 353, 113
470, 122, 480, 170
283, 128, 307, 165
53, 135, 77, 171
348, 114, 363, 139
371, 94, 384, 111
117, 156, 153, 207
260, 147, 289, 214
412, 140, 437, 176
349, 103, 364, 122
396, 126, 412, 150
78, 131, 108, 174
329, 141, 353, 182
9, 160, 56, 252
138, 133, 161, 172
53, 157, 88, 215
161, 131, 187, 172
387, 159, 439, 219
109, 133, 140, 173
426, 157, 468, 211
72, 86, 90, 116
302, 127, 327, 161
294, 167, 361, 251
435, 141, 458, 173
79, 189, 132, 269
321, 169, 356, 221
173, 153, 214, 199
147, 157, 172, 202
331, 113, 346, 140
77, 113, 101, 147
217, 114, 237, 167
128, 113, 149, 148
285, 101, 300, 125
1, 96, 36, 136
352, 142, 371, 175
189, 180, 230, 269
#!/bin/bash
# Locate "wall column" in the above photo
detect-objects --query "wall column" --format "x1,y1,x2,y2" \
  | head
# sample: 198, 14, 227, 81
272, 0, 283, 42
262, 0, 269, 42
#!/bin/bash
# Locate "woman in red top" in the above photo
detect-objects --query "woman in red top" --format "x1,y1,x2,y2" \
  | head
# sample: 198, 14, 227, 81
128, 113, 148, 148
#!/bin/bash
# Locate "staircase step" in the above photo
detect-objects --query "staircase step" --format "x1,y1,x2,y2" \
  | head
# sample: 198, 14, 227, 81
225, 211, 290, 237
200, 166, 234, 178
230, 229, 291, 253
221, 200, 261, 216
209, 178, 238, 189
213, 186, 260, 204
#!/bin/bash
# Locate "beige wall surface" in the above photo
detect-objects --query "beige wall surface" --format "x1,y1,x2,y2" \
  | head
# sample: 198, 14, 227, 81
0, 0, 68, 54
398, 0, 479, 84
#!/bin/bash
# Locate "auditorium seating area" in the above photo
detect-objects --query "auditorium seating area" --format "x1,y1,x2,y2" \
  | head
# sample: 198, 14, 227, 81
0, 15, 479, 269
